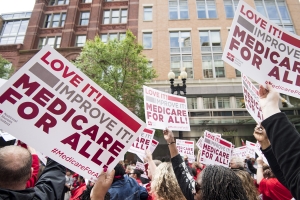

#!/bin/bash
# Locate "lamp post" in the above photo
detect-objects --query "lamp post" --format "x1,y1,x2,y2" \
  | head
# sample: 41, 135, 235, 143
168, 70, 187, 139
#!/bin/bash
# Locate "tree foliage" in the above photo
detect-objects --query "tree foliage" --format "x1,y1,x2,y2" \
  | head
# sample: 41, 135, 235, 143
0, 54, 13, 79
74, 31, 157, 119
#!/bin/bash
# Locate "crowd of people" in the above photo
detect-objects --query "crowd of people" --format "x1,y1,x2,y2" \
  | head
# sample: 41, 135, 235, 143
0, 84, 299, 200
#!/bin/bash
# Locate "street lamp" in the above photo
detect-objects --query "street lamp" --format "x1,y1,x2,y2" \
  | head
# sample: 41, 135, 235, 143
168, 70, 187, 139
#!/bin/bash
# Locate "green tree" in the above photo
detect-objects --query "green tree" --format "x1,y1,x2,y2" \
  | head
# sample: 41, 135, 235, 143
74, 31, 157, 119
0, 55, 13, 79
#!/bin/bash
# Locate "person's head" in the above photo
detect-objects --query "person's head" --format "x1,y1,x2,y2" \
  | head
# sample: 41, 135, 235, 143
192, 162, 201, 169
78, 176, 85, 184
114, 163, 125, 182
195, 165, 247, 200
66, 169, 71, 176
130, 169, 143, 180
233, 169, 259, 200
0, 145, 32, 190
262, 164, 275, 179
151, 162, 186, 200
230, 157, 245, 169
125, 165, 132, 174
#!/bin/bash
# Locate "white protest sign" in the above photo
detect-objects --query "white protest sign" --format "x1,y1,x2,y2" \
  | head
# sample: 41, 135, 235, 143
0, 46, 146, 181
128, 128, 154, 159
135, 161, 148, 179
176, 139, 195, 163
196, 137, 204, 150
143, 86, 190, 131
255, 142, 269, 165
36, 151, 48, 166
232, 146, 248, 159
0, 131, 16, 141
200, 130, 232, 167
222, 0, 300, 99
246, 140, 256, 158
242, 74, 263, 123
137, 138, 159, 161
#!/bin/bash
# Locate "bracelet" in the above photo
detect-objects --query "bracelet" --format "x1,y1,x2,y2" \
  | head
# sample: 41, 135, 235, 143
257, 165, 263, 168
168, 141, 176, 145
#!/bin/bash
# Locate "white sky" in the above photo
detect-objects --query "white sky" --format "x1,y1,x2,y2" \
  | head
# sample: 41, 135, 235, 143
0, 0, 35, 15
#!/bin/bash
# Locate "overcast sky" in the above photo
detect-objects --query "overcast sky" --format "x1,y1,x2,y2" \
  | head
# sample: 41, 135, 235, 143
0, 0, 35, 15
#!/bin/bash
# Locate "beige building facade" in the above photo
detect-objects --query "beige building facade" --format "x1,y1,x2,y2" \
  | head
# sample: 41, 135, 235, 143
138, 0, 300, 150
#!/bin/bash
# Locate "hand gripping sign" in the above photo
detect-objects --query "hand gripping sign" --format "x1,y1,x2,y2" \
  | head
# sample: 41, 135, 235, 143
222, 0, 300, 99
0, 46, 146, 181
176, 139, 195, 163
143, 85, 190, 131
200, 131, 232, 167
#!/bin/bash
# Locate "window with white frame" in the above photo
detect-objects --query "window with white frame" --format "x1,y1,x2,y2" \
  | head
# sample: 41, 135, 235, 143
103, 9, 128, 24
0, 19, 28, 44
49, 0, 69, 5
187, 98, 197, 109
147, 60, 153, 68
218, 97, 230, 108
235, 97, 245, 108
101, 32, 126, 43
169, 0, 189, 20
143, 32, 152, 49
235, 69, 241, 77
44, 13, 66, 28
170, 31, 193, 78
203, 97, 231, 109
203, 97, 215, 109
224, 0, 239, 18
144, 7, 153, 21
196, 0, 217, 19
76, 35, 86, 47
79, 12, 90, 25
82, 0, 92, 3
255, 0, 294, 33
39, 36, 61, 48
200, 30, 224, 78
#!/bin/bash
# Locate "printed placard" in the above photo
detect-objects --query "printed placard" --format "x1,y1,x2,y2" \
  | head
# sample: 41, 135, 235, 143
128, 128, 154, 158
196, 137, 204, 150
242, 74, 263, 123
232, 146, 248, 159
222, 0, 300, 99
0, 46, 146, 181
143, 85, 190, 131
246, 140, 256, 158
200, 130, 232, 167
136, 161, 148, 179
136, 139, 159, 162
176, 139, 195, 163
0, 131, 16, 141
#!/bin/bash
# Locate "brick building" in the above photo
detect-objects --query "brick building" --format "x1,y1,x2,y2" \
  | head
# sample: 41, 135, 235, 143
0, 0, 138, 70
138, 0, 300, 151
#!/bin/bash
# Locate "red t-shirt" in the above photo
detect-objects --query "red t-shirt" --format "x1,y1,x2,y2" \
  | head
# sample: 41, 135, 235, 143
259, 178, 292, 200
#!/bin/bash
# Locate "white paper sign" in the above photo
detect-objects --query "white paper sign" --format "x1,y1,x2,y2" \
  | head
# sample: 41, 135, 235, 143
136, 139, 159, 162
232, 146, 248, 159
200, 130, 232, 167
0, 46, 146, 181
143, 86, 190, 131
196, 137, 204, 150
222, 0, 300, 99
246, 140, 256, 158
176, 139, 195, 163
128, 128, 154, 158
0, 131, 16, 141
242, 74, 263, 123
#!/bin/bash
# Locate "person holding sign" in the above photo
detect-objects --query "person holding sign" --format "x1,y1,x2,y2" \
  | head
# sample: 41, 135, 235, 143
255, 83, 300, 199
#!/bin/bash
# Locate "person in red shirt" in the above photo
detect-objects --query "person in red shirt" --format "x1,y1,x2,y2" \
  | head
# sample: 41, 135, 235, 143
70, 175, 86, 200
256, 156, 292, 200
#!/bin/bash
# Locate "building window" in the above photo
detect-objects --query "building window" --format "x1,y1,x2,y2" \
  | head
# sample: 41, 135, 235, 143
144, 7, 153, 21
255, 0, 294, 33
235, 97, 245, 108
39, 36, 61, 49
103, 9, 128, 24
203, 97, 216, 109
170, 31, 193, 78
235, 69, 241, 77
76, 35, 86, 47
187, 98, 197, 109
169, 0, 189, 20
82, 0, 92, 3
218, 97, 230, 108
224, 0, 239, 18
49, 0, 69, 5
101, 33, 126, 43
143, 32, 152, 49
44, 13, 66, 28
147, 60, 153, 68
79, 12, 90, 26
196, 0, 217, 19
200, 30, 224, 78
0, 19, 29, 44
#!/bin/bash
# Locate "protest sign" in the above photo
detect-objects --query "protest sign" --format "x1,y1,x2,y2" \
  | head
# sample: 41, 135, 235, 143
128, 128, 154, 159
143, 86, 190, 131
242, 74, 263, 123
176, 139, 195, 163
232, 146, 248, 159
246, 140, 256, 158
222, 0, 300, 99
135, 161, 148, 179
0, 131, 16, 141
136, 138, 159, 161
200, 130, 232, 167
196, 137, 204, 150
0, 46, 146, 181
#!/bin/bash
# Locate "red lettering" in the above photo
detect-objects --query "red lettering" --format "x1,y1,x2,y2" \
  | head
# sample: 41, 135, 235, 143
35, 112, 57, 134
82, 125, 99, 141
32, 87, 54, 107
41, 51, 51, 65
61, 133, 80, 150
47, 98, 67, 115
78, 140, 91, 158
0, 87, 22, 104
96, 132, 113, 149
18, 102, 39, 119
108, 140, 125, 157
71, 115, 88, 130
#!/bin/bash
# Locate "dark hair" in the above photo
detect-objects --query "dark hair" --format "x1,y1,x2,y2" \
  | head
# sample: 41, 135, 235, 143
191, 168, 197, 177
0, 146, 32, 188
79, 185, 111, 200
133, 169, 144, 179
113, 163, 125, 182
199, 165, 247, 200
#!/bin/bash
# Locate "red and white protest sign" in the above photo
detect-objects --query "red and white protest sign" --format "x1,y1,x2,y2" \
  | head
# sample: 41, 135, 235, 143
143, 86, 190, 131
222, 0, 300, 99
0, 46, 146, 181
176, 139, 195, 163
135, 161, 148, 179
232, 146, 248, 159
200, 131, 232, 167
128, 128, 154, 160
246, 140, 256, 158
136, 139, 159, 162
242, 74, 263, 123
196, 137, 204, 150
